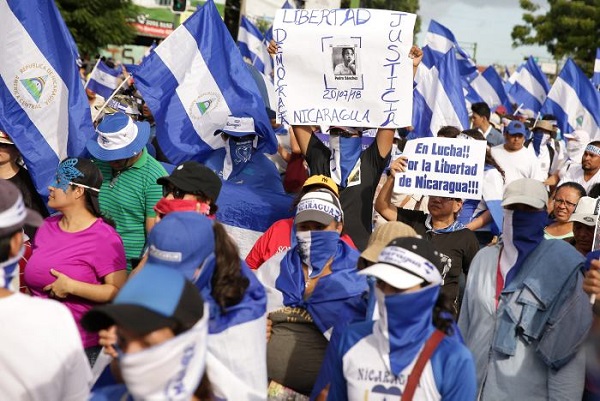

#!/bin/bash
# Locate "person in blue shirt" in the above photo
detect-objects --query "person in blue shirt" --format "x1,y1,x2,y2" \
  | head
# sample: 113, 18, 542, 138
204, 115, 284, 193
326, 237, 476, 401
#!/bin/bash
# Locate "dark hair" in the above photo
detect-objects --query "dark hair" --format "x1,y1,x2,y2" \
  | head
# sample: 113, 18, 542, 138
0, 230, 20, 263
432, 291, 456, 335
341, 47, 354, 56
211, 222, 249, 312
589, 140, 600, 148
542, 114, 557, 121
460, 129, 506, 182
471, 102, 491, 120
555, 181, 586, 198
66, 158, 117, 228
437, 126, 460, 138
589, 183, 600, 198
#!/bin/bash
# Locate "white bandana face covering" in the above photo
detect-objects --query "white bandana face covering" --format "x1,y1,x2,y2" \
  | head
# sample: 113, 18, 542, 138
119, 308, 208, 401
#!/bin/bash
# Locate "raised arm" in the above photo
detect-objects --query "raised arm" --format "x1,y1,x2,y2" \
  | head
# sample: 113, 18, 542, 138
375, 157, 407, 221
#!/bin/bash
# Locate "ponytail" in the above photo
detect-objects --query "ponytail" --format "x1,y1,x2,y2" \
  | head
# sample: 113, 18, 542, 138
211, 222, 249, 311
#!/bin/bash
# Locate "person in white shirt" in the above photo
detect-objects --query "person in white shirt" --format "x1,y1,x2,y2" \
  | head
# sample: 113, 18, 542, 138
491, 120, 546, 186
558, 141, 600, 193
0, 180, 91, 401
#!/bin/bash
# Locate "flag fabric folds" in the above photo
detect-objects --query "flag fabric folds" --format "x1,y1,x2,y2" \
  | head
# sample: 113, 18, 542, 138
541, 58, 600, 140
86, 60, 122, 99
507, 56, 550, 115
426, 20, 477, 80
411, 50, 469, 138
469, 66, 512, 110
0, 0, 94, 198
238, 16, 272, 77
133, 0, 276, 165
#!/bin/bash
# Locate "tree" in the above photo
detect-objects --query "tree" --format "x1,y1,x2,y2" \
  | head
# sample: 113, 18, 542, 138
512, 0, 600, 74
56, 0, 139, 58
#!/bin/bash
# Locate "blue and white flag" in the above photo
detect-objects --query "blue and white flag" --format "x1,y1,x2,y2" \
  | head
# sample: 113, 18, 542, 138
541, 58, 600, 140
507, 56, 550, 115
133, 0, 277, 165
238, 16, 272, 77
425, 20, 478, 81
0, 0, 94, 199
469, 66, 512, 110
411, 50, 469, 138
592, 48, 600, 90
86, 60, 122, 99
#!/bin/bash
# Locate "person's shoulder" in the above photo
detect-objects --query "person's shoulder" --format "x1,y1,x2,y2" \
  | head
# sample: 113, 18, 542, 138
339, 320, 376, 354
6, 292, 72, 320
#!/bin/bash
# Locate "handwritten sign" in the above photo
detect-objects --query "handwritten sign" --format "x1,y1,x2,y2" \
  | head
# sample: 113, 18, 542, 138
273, 9, 416, 128
394, 137, 487, 200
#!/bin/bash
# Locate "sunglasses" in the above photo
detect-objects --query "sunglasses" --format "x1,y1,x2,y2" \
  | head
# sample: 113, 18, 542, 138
162, 185, 188, 199
0, 142, 15, 148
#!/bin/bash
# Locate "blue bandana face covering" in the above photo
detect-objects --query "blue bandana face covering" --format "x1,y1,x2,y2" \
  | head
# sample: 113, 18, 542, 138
376, 285, 439, 376
295, 230, 340, 278
51, 158, 84, 191
501, 209, 546, 287
329, 135, 362, 188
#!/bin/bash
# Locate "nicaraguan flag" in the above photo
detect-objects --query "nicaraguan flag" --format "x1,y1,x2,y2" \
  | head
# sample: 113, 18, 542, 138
0, 0, 94, 199
86, 60, 122, 99
426, 20, 478, 80
133, 0, 276, 165
469, 66, 512, 110
592, 48, 600, 90
541, 58, 600, 140
238, 16, 272, 77
411, 50, 469, 138
507, 56, 550, 114
216, 181, 294, 259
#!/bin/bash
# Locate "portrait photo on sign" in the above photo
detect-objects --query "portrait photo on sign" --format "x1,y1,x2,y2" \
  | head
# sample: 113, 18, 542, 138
332, 46, 357, 76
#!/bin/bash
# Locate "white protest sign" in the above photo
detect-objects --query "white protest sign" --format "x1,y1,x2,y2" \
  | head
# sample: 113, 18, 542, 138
272, 9, 416, 128
394, 137, 486, 200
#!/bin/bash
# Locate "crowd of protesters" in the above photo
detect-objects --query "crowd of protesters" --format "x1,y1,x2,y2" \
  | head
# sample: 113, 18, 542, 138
2, 42, 600, 401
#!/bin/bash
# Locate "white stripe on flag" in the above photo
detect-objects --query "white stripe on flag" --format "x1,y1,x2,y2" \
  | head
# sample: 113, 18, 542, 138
418, 67, 465, 135
425, 32, 453, 53
238, 25, 272, 76
89, 67, 119, 89
549, 76, 600, 136
516, 67, 547, 104
0, 1, 68, 159
594, 58, 600, 74
155, 25, 232, 150
471, 74, 501, 108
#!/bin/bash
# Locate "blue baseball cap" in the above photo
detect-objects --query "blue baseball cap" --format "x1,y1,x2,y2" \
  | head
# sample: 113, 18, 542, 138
81, 265, 204, 336
87, 112, 151, 161
146, 212, 215, 280
506, 120, 528, 136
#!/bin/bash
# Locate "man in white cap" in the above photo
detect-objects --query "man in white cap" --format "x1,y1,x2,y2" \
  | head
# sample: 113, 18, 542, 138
204, 115, 284, 192
255, 188, 367, 395
568, 196, 599, 256
0, 180, 91, 400
459, 178, 592, 400
86, 112, 166, 270
327, 237, 476, 400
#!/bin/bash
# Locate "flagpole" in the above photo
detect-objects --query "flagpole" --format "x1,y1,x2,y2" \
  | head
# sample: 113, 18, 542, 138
513, 103, 524, 116
92, 75, 131, 122
84, 59, 101, 90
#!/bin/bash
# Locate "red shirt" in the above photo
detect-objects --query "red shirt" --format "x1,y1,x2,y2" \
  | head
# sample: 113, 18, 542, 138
245, 217, 356, 269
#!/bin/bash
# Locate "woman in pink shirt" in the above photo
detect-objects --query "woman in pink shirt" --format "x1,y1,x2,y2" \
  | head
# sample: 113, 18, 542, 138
25, 158, 127, 366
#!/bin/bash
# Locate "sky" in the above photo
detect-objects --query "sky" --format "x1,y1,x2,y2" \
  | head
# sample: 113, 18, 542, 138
415, 0, 552, 67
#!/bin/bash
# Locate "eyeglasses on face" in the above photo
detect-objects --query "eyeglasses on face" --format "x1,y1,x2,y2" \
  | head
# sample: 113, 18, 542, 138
162, 185, 188, 199
554, 198, 577, 209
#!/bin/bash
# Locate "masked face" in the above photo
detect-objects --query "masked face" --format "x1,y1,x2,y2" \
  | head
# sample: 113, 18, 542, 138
118, 313, 208, 401
295, 222, 340, 278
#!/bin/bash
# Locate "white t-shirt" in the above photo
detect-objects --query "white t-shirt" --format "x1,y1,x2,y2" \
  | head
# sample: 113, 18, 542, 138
558, 165, 600, 193
491, 145, 546, 186
0, 292, 91, 401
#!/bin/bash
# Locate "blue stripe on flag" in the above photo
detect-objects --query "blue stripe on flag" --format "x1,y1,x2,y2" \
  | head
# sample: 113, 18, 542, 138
0, 0, 94, 198
238, 16, 270, 74
541, 58, 600, 139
